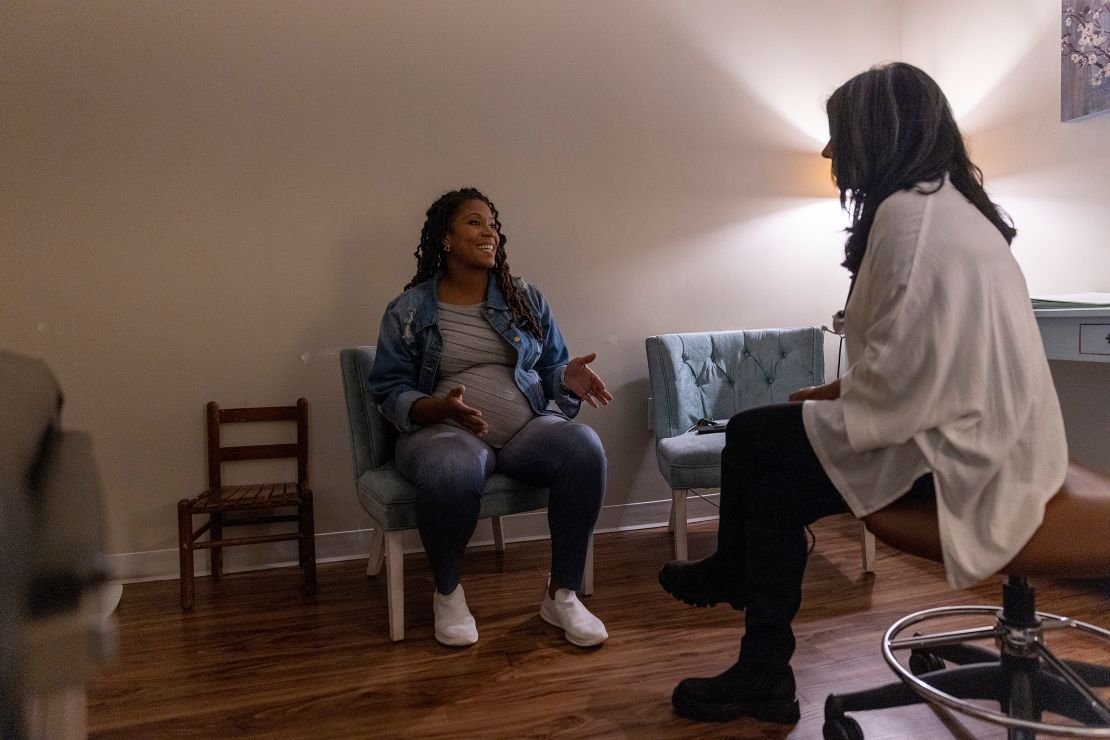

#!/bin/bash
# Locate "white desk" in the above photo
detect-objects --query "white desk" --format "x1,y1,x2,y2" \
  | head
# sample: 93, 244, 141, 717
1035, 306, 1110, 477
1034, 307, 1110, 363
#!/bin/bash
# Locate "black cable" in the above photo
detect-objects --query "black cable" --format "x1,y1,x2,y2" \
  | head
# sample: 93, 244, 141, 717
689, 488, 719, 509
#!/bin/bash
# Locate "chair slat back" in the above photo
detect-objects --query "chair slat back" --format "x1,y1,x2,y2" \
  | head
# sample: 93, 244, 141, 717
218, 406, 299, 423
339, 346, 397, 478
205, 399, 308, 490
646, 327, 824, 441
218, 444, 300, 462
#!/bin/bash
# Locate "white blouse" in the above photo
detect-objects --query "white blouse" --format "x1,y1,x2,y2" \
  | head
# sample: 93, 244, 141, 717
803, 178, 1068, 589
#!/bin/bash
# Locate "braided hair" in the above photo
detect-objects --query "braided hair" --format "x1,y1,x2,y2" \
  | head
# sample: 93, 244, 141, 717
405, 187, 544, 341
826, 62, 1016, 277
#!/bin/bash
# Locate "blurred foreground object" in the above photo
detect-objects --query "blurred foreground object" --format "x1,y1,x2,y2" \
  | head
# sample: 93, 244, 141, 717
1, 350, 115, 740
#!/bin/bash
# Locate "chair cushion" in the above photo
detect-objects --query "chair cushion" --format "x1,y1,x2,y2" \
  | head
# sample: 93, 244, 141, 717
655, 431, 727, 490
356, 462, 550, 530
863, 463, 1110, 578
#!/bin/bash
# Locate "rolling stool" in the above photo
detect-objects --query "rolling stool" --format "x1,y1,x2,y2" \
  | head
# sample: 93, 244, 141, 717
824, 463, 1110, 739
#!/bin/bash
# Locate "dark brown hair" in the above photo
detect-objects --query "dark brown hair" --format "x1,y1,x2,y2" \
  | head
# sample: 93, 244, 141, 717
826, 62, 1016, 276
406, 187, 543, 340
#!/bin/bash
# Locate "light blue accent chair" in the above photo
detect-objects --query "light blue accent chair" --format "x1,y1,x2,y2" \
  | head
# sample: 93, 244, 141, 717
339, 346, 594, 642
645, 327, 875, 570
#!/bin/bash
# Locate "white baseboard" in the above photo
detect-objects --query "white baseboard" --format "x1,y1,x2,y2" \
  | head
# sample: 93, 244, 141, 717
108, 492, 721, 583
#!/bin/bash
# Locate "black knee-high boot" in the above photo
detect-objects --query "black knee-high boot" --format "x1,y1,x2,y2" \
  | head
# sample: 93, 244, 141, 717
657, 497, 747, 609
657, 440, 749, 609
670, 522, 806, 723
737, 522, 806, 673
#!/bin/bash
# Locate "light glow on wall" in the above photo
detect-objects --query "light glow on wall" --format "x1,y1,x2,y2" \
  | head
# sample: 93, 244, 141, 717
649, 1, 841, 148
901, 0, 1052, 129
660, 197, 850, 298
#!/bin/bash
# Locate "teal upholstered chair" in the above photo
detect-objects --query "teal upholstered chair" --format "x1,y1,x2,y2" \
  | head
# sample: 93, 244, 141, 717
339, 346, 594, 641
645, 327, 875, 570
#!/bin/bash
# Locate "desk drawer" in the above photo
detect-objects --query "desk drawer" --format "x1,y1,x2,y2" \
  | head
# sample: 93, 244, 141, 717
1079, 323, 1110, 356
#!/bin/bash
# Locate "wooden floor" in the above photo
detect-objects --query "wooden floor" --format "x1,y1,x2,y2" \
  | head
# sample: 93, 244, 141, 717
88, 515, 1110, 739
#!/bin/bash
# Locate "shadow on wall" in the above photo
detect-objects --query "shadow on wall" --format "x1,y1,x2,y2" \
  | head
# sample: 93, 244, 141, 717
295, 222, 421, 536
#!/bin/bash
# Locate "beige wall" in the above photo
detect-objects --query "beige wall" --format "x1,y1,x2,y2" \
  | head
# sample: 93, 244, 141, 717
5, 1, 1104, 576
901, 0, 1110, 473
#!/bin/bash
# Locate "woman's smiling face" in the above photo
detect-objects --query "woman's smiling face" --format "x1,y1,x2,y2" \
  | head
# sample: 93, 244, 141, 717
444, 199, 500, 272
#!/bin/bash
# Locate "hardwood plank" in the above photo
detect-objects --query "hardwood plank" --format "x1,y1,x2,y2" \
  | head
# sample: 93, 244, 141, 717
87, 514, 1110, 738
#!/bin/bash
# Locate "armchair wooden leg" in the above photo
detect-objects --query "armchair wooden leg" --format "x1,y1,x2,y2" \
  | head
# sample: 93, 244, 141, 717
492, 515, 506, 553
384, 531, 405, 642
366, 526, 385, 576
210, 512, 223, 579
177, 501, 195, 610
672, 489, 689, 561
667, 504, 676, 534
581, 537, 595, 596
860, 521, 876, 573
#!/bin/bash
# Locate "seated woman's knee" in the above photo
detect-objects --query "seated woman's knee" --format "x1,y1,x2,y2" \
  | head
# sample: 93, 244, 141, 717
414, 448, 488, 498
725, 408, 763, 457
555, 421, 607, 471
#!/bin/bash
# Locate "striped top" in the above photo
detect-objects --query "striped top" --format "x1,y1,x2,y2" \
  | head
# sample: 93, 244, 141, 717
433, 302, 536, 447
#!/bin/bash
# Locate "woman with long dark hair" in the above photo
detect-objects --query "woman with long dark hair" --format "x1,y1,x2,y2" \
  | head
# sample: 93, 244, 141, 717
369, 187, 612, 648
658, 63, 1067, 723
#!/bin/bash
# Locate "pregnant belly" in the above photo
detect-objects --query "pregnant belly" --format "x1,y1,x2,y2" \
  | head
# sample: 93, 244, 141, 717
433, 364, 536, 447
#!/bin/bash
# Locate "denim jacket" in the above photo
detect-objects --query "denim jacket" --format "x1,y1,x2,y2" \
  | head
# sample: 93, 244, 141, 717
368, 272, 581, 432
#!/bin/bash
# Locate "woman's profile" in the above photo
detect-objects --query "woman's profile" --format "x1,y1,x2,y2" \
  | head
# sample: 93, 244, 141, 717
658, 63, 1067, 724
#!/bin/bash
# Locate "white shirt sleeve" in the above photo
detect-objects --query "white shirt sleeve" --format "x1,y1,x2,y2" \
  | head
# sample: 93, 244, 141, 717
839, 190, 978, 458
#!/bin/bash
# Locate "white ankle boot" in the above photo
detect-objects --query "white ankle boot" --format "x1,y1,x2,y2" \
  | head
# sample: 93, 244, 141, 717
540, 586, 608, 647
433, 584, 478, 646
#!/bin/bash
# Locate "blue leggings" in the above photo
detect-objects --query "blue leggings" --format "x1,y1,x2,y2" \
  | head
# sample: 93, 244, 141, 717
395, 414, 607, 594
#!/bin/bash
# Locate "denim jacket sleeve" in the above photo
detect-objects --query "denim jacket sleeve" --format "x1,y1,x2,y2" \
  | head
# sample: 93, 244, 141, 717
367, 297, 428, 432
524, 281, 582, 418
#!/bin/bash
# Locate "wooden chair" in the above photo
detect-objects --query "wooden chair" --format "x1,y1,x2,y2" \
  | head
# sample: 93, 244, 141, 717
645, 328, 877, 570
823, 463, 1110, 739
177, 399, 316, 609
339, 346, 594, 642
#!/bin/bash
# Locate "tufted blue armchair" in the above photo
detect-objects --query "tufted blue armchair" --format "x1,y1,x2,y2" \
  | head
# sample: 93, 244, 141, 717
645, 328, 875, 569
339, 346, 594, 642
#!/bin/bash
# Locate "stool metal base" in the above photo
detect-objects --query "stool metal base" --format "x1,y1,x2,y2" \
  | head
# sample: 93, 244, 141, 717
825, 596, 1110, 739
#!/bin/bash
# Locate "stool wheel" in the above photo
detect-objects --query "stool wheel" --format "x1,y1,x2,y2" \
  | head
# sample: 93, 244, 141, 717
909, 649, 945, 676
822, 715, 864, 740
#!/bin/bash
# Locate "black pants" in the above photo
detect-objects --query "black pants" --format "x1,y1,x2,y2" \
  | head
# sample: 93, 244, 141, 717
718, 403, 934, 672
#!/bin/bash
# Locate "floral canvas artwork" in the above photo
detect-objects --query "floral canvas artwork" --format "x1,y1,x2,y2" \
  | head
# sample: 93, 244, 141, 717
1061, 1, 1110, 121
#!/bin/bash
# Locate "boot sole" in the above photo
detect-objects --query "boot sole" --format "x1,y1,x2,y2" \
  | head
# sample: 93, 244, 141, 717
658, 566, 744, 610
672, 690, 801, 724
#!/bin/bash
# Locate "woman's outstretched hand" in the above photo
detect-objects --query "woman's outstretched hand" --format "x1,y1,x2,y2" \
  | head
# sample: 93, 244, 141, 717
788, 379, 841, 402
563, 353, 614, 409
